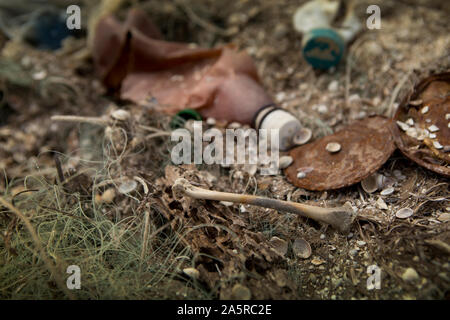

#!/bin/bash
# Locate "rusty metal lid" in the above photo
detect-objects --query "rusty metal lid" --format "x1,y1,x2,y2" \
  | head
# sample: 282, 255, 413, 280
285, 116, 396, 191
393, 72, 450, 177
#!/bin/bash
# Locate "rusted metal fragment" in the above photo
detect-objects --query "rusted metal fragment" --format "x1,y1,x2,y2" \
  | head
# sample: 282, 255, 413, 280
285, 116, 396, 191
393, 72, 450, 177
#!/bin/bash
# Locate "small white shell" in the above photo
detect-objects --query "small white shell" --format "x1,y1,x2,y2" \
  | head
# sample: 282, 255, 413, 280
420, 106, 429, 114
376, 197, 388, 210
279, 156, 293, 169
380, 187, 395, 196
206, 117, 216, 126
429, 133, 437, 139
292, 238, 312, 259
428, 124, 439, 132
293, 128, 312, 145
118, 179, 138, 194
396, 208, 413, 219
396, 121, 410, 131
325, 142, 341, 153
406, 118, 414, 126
111, 109, 130, 121
183, 267, 200, 279
432, 141, 443, 149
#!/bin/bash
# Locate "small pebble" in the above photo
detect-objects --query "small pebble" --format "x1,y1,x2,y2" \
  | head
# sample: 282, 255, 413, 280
402, 268, 419, 282
297, 172, 306, 179
320, 234, 326, 240
183, 268, 200, 279
279, 156, 293, 169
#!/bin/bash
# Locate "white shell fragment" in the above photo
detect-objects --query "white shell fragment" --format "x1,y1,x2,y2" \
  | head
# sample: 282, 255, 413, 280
428, 124, 439, 132
406, 118, 414, 126
376, 197, 388, 210
297, 172, 306, 179
429, 133, 437, 139
325, 142, 341, 153
279, 156, 293, 169
292, 238, 312, 259
432, 141, 443, 149
361, 174, 378, 193
118, 179, 138, 194
183, 268, 200, 279
111, 109, 130, 121
296, 166, 313, 179
396, 208, 413, 219
380, 187, 395, 196
396, 121, 410, 131
420, 106, 429, 114
293, 127, 312, 145
446, 113, 450, 120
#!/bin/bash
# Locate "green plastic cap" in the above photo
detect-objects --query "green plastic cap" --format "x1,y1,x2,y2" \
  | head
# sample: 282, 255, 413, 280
302, 28, 345, 70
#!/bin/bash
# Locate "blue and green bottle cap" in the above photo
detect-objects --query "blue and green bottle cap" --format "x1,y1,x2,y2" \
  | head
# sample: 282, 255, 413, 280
302, 28, 345, 70
170, 109, 202, 129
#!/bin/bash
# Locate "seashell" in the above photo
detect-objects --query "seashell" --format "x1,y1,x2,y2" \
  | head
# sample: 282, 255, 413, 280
292, 238, 312, 259
118, 179, 138, 194
396, 121, 410, 131
428, 124, 439, 132
380, 187, 395, 196
325, 142, 341, 153
279, 156, 293, 169
421, 106, 429, 114
293, 127, 312, 145
183, 267, 200, 279
408, 99, 422, 106
432, 141, 443, 149
269, 236, 288, 256
406, 127, 418, 139
206, 117, 216, 125
376, 197, 388, 210
361, 174, 378, 193
396, 208, 413, 219
111, 109, 130, 121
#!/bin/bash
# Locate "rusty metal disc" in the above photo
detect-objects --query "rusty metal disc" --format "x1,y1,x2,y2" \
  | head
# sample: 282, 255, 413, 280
285, 116, 396, 191
393, 72, 450, 177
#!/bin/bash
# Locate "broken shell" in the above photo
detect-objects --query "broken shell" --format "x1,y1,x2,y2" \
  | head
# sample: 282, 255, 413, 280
396, 208, 413, 219
409, 99, 422, 106
406, 127, 418, 139
406, 118, 414, 126
396, 121, 410, 131
433, 141, 443, 149
297, 172, 306, 179
293, 127, 312, 145
111, 109, 130, 121
292, 238, 312, 259
361, 174, 378, 193
446, 113, 450, 120
429, 133, 437, 139
325, 142, 341, 153
269, 236, 288, 256
220, 201, 233, 207
428, 124, 439, 132
376, 197, 388, 210
183, 267, 200, 279
279, 156, 293, 169
421, 106, 429, 114
118, 179, 138, 194
380, 187, 395, 196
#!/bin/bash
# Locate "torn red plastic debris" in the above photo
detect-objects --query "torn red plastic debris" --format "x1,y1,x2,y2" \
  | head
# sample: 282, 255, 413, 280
92, 8, 272, 124
285, 116, 396, 191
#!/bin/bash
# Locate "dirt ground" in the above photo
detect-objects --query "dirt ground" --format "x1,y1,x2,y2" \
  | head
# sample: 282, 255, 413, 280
0, 0, 449, 300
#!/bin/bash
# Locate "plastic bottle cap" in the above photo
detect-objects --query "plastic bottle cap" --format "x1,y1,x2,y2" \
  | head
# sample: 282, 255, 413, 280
302, 28, 345, 70
254, 107, 302, 151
